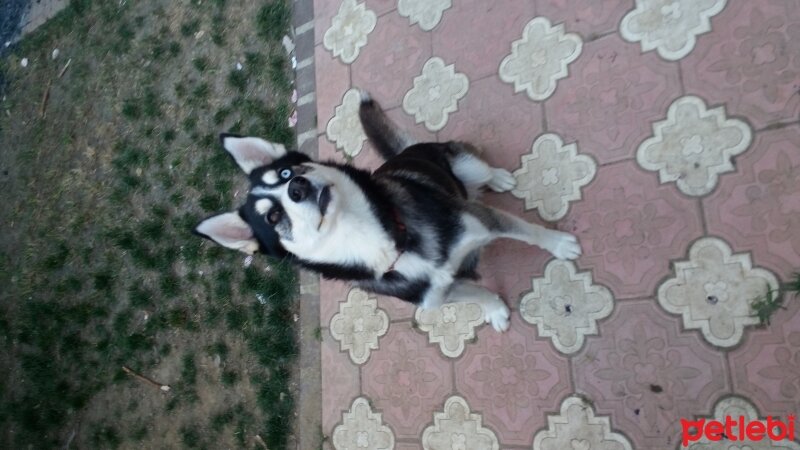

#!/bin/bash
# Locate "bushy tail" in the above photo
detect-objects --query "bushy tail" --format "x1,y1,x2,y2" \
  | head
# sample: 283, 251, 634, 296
358, 90, 414, 160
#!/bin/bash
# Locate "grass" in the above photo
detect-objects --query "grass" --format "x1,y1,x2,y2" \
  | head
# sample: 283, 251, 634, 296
751, 272, 800, 326
0, 0, 299, 448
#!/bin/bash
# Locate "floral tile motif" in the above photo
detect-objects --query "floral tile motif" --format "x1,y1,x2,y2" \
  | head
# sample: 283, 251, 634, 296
574, 301, 728, 449
703, 126, 800, 280
620, 0, 727, 61
362, 325, 452, 439
352, 12, 432, 110
402, 57, 469, 132
329, 287, 390, 364
532, 395, 633, 450
332, 397, 395, 450
520, 260, 614, 355
431, 0, 535, 81
657, 237, 780, 348
421, 396, 500, 450
455, 325, 571, 446
536, 0, 633, 39
730, 293, 800, 415
326, 88, 367, 158
439, 75, 544, 172
565, 160, 703, 299
414, 302, 484, 358
499, 17, 583, 102
397, 0, 451, 31
315, 46, 351, 140
546, 34, 682, 164
322, 0, 377, 64
683, 396, 800, 449
636, 95, 752, 197
511, 133, 597, 222
681, 2, 800, 129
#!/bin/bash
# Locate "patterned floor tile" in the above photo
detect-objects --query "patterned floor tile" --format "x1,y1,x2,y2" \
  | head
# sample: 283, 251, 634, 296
397, 0, 452, 32
532, 395, 633, 450
322, 333, 361, 435
402, 57, 469, 132
620, 0, 727, 61
322, 0, 377, 64
520, 259, 614, 355
703, 125, 800, 281
535, 0, 633, 40
329, 288, 390, 364
421, 395, 500, 450
573, 300, 729, 449
314, 45, 351, 140
681, 1, 800, 129
546, 33, 682, 164
439, 75, 545, 171
351, 11, 432, 110
499, 16, 583, 102
332, 397, 395, 450
454, 323, 571, 447
327, 88, 368, 158
565, 160, 703, 299
432, 0, 535, 81
511, 133, 597, 222
636, 95, 752, 197
730, 294, 800, 416
415, 302, 484, 358
656, 237, 779, 348
361, 323, 453, 440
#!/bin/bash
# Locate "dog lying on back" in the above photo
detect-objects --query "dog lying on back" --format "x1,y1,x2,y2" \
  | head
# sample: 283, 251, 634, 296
195, 92, 581, 331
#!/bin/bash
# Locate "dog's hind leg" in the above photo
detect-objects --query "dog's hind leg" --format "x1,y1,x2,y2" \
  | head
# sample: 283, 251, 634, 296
447, 142, 516, 197
465, 203, 582, 260
445, 281, 511, 332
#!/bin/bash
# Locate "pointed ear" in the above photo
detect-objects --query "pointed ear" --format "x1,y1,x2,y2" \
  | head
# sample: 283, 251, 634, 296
193, 212, 260, 255
220, 133, 288, 174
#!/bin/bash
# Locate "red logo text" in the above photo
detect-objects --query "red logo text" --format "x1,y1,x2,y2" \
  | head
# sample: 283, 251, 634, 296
681, 415, 796, 447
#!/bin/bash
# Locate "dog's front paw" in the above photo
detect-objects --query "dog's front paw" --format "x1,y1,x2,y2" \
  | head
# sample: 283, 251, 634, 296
488, 168, 516, 192
547, 231, 582, 260
485, 302, 510, 332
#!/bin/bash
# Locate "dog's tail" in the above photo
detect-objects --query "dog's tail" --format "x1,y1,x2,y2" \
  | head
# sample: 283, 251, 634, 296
358, 90, 414, 160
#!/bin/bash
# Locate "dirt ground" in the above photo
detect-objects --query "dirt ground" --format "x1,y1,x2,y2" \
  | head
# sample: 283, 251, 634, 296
0, 1, 304, 449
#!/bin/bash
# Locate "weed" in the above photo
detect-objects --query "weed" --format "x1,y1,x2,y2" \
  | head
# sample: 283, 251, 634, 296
227, 69, 248, 92
181, 19, 201, 37
256, 1, 291, 41
750, 273, 800, 326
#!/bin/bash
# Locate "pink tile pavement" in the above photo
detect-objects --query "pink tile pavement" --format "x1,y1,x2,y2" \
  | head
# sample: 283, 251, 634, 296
311, 1, 800, 448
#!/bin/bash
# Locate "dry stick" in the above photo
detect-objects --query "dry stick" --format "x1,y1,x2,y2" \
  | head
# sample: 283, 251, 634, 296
254, 435, 269, 449
58, 58, 71, 78
122, 366, 171, 392
39, 79, 51, 119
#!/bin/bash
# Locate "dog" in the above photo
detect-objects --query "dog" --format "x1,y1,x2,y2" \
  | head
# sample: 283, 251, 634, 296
194, 92, 581, 332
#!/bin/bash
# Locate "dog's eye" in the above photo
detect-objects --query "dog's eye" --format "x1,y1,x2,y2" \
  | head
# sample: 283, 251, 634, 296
280, 168, 292, 179
267, 209, 282, 224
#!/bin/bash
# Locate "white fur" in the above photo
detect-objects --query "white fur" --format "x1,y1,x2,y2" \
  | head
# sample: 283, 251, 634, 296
223, 136, 287, 174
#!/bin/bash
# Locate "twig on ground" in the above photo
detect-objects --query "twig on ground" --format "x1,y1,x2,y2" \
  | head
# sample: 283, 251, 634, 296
58, 58, 71, 78
39, 79, 51, 118
254, 434, 269, 449
122, 366, 171, 392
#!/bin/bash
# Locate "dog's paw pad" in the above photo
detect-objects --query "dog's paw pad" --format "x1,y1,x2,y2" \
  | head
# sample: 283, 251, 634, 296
485, 303, 510, 333
488, 168, 516, 192
548, 232, 582, 260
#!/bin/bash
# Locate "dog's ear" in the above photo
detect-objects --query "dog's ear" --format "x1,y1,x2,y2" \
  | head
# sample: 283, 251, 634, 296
193, 212, 260, 255
220, 133, 288, 174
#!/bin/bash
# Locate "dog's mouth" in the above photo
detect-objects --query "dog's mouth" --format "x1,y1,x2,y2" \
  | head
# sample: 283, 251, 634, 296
318, 185, 331, 217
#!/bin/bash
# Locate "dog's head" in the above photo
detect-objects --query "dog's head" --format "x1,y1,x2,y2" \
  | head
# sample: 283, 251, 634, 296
194, 134, 354, 259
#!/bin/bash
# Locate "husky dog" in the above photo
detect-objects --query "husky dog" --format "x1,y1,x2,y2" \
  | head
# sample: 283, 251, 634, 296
195, 93, 581, 332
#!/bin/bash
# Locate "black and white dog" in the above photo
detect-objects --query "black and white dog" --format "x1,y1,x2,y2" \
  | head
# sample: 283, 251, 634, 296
195, 93, 581, 332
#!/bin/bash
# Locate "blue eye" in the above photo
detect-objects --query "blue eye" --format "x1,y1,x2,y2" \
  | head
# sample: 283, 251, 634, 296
280, 169, 292, 179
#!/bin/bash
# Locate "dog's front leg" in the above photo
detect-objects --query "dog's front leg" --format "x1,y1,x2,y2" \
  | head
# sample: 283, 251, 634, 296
465, 203, 582, 260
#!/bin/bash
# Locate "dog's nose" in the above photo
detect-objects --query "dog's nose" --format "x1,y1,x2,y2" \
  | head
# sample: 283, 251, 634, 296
288, 176, 311, 202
